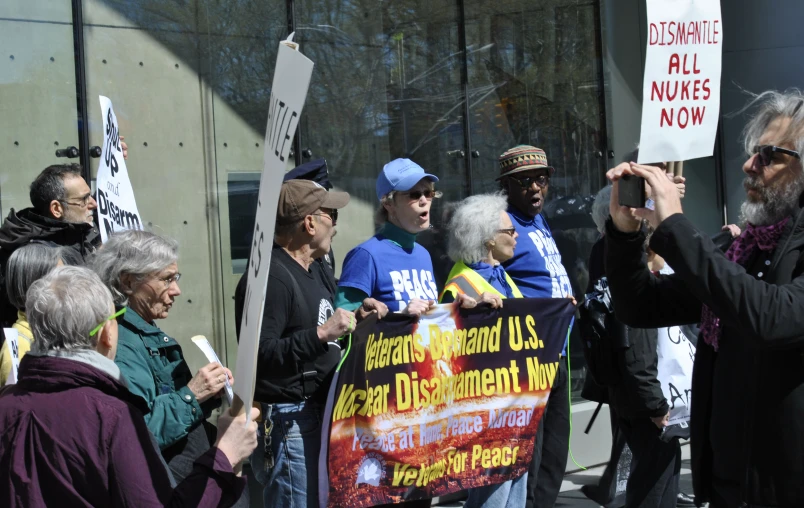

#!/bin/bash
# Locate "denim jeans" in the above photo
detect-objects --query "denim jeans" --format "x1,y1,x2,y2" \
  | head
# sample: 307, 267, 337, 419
465, 471, 528, 508
250, 401, 322, 508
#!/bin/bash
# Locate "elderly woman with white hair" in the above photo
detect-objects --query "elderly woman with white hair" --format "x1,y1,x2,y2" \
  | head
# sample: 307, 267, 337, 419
438, 193, 523, 508
1, 243, 63, 385
440, 192, 521, 305
90, 230, 242, 500
0, 265, 258, 506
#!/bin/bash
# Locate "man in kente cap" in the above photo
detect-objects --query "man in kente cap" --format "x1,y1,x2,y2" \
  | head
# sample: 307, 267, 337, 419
498, 145, 574, 508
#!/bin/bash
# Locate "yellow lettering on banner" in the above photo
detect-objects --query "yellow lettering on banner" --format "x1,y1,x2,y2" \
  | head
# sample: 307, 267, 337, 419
465, 369, 481, 397
495, 365, 511, 394
430, 325, 443, 360
481, 368, 495, 396
488, 319, 501, 352
472, 445, 521, 470
477, 326, 489, 353
526, 357, 540, 391
509, 316, 522, 351
466, 328, 478, 355
546, 361, 558, 387
509, 359, 522, 393
413, 333, 425, 362
454, 328, 467, 357
526, 315, 540, 349
332, 383, 353, 421
396, 372, 411, 410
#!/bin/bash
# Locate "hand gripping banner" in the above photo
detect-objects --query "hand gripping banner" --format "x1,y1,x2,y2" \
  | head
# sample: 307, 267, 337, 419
319, 298, 575, 507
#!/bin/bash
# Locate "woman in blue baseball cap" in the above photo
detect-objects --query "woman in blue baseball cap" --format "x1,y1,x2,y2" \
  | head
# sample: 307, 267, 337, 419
335, 158, 441, 317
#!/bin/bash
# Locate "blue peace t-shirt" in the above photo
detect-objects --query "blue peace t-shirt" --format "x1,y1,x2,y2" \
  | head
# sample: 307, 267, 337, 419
503, 208, 573, 299
339, 235, 438, 313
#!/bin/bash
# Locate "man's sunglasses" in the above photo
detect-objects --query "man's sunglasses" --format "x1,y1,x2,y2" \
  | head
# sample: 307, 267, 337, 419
510, 174, 550, 189
401, 189, 443, 201
313, 209, 338, 226
753, 145, 801, 167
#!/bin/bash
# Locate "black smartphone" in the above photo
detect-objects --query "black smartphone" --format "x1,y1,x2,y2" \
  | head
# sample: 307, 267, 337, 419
618, 174, 646, 208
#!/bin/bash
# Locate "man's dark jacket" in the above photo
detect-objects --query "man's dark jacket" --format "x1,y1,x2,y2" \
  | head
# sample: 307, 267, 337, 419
605, 211, 804, 507
0, 208, 99, 325
587, 238, 669, 420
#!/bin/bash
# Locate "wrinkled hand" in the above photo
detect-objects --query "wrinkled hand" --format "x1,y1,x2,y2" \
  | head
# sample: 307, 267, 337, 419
670, 174, 686, 199
651, 411, 670, 429
317, 308, 356, 342
630, 163, 683, 228
187, 362, 229, 403
606, 163, 643, 233
566, 294, 577, 306
454, 293, 478, 309
403, 298, 435, 317
357, 298, 388, 321
477, 292, 503, 309
722, 224, 741, 238
215, 408, 260, 468
120, 135, 128, 160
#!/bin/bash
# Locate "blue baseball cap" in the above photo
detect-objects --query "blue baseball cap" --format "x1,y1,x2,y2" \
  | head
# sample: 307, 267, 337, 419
376, 158, 439, 201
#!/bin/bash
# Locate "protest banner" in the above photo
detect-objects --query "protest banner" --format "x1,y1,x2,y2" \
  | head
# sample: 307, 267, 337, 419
3, 328, 19, 385
319, 298, 575, 507
97, 96, 142, 242
233, 36, 314, 421
637, 0, 723, 164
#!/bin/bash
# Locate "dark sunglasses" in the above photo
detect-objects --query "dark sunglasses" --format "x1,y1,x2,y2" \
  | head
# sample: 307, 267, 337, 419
510, 174, 550, 189
753, 145, 801, 167
497, 227, 516, 236
402, 189, 443, 201
313, 209, 338, 225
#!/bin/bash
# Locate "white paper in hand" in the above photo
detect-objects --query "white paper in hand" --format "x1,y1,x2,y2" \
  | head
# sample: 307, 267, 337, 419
191, 335, 233, 404
3, 328, 20, 385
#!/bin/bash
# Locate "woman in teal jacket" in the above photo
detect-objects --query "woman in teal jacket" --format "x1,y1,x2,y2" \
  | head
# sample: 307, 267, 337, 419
90, 230, 236, 489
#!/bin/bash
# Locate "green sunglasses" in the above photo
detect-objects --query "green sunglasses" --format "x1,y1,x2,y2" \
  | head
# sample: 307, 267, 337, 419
89, 307, 127, 337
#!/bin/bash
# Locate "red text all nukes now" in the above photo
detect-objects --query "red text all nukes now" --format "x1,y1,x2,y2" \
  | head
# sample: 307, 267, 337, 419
648, 19, 720, 130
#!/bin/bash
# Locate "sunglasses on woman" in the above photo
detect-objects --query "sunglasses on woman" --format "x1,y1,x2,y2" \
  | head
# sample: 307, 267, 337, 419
402, 189, 443, 201
753, 145, 801, 167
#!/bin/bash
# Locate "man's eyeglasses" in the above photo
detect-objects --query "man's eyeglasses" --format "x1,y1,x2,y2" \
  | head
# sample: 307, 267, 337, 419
753, 145, 801, 167
402, 189, 442, 201
61, 194, 92, 207
158, 273, 182, 288
89, 307, 127, 337
313, 209, 338, 226
510, 174, 550, 189
497, 228, 517, 237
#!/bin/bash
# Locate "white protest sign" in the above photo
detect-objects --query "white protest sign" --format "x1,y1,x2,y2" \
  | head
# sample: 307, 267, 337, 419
192, 335, 233, 404
97, 96, 143, 242
3, 328, 20, 385
637, 0, 723, 163
656, 266, 694, 426
234, 36, 314, 422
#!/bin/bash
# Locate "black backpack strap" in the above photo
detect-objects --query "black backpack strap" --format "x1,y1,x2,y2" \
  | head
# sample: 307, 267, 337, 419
273, 259, 318, 398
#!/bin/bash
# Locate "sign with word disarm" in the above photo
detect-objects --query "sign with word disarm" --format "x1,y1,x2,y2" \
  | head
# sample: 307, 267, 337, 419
319, 298, 575, 507
97, 96, 142, 242
233, 38, 314, 421
637, 0, 723, 163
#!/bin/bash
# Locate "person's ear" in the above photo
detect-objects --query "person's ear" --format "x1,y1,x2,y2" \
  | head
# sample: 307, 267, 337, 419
96, 320, 117, 359
303, 215, 316, 235
120, 273, 136, 295
50, 200, 64, 219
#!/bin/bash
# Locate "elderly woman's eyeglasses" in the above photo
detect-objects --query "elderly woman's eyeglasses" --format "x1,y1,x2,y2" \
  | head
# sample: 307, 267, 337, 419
497, 228, 517, 236
89, 307, 127, 337
752, 145, 801, 167
158, 273, 182, 288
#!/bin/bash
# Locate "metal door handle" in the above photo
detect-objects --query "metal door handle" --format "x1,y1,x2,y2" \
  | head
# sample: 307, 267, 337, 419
302, 148, 313, 158
55, 146, 80, 158
89, 146, 102, 158
446, 150, 465, 159
471, 150, 480, 158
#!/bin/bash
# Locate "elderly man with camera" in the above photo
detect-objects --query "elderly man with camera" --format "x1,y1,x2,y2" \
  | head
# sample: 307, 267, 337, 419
604, 90, 804, 507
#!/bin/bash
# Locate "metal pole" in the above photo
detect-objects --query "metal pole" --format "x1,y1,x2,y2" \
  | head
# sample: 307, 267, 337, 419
456, 0, 473, 196
71, 0, 91, 182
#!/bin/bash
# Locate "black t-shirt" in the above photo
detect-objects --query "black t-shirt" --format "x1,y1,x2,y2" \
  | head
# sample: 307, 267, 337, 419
250, 244, 340, 404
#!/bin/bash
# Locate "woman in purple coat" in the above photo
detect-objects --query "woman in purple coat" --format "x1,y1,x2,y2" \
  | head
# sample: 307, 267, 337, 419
0, 266, 259, 508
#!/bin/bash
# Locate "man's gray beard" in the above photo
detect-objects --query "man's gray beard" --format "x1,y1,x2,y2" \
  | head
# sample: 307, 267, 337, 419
739, 174, 804, 226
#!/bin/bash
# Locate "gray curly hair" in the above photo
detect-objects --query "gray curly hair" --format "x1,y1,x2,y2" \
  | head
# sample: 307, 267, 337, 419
447, 193, 508, 263
740, 89, 804, 160
89, 230, 178, 306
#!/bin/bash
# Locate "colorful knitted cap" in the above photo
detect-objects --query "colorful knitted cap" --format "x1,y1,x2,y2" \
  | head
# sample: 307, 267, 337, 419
497, 145, 555, 180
